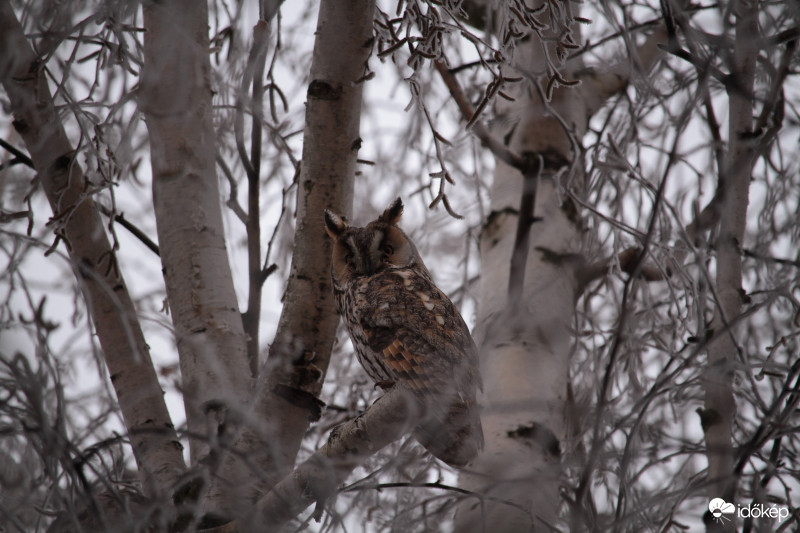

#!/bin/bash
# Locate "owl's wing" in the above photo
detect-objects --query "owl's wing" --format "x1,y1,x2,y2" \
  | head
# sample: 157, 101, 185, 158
354, 269, 484, 466
355, 269, 481, 401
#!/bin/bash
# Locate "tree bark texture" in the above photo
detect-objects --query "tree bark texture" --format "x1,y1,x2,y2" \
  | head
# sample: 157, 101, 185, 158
0, 0, 186, 495
140, 0, 252, 464
454, 7, 586, 531
702, 1, 758, 529
210, 0, 376, 514
452, 2, 672, 529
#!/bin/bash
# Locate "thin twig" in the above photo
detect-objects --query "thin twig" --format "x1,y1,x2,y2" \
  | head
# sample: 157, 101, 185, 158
97, 205, 160, 257
0, 138, 34, 168
433, 60, 529, 172
216, 155, 248, 224
243, 20, 271, 376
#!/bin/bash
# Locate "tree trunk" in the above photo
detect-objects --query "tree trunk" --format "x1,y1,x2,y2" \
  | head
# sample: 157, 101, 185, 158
702, 1, 758, 530
140, 0, 252, 469
454, 10, 586, 533
453, 2, 671, 529
0, 0, 186, 496
206, 0, 376, 517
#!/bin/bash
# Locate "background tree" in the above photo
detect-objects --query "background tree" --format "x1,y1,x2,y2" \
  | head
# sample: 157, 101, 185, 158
1, 1, 799, 532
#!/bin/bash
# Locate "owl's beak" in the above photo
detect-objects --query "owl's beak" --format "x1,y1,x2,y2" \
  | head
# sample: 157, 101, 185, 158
359, 253, 386, 276
356, 257, 371, 275
364, 256, 381, 275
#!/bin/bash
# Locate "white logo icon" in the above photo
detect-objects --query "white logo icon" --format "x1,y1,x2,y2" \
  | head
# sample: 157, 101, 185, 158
709, 498, 736, 522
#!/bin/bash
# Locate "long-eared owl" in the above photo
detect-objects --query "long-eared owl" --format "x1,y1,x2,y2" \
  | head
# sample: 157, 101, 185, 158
324, 198, 483, 467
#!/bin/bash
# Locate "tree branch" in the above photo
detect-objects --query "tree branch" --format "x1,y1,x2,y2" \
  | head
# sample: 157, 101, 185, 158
434, 60, 529, 172
245, 387, 418, 529
242, 19, 271, 377
204, 0, 377, 519
140, 0, 252, 503
0, 137, 34, 168
97, 205, 161, 257
217, 154, 248, 224
702, 0, 759, 521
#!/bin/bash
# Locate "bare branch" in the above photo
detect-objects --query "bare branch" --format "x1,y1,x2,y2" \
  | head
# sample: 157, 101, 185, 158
97, 205, 160, 257
243, 19, 271, 377
245, 387, 418, 529
434, 60, 529, 172
217, 154, 248, 225
0, 137, 34, 168
701, 0, 759, 511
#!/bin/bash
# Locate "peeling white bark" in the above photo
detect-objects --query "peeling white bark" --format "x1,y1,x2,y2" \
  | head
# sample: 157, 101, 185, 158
455, 4, 587, 531
452, 3, 677, 528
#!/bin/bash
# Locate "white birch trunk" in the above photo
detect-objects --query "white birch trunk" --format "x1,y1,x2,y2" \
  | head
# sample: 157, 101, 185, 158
140, 0, 252, 465
453, 2, 669, 529
251, 0, 374, 480
206, 0, 376, 518
454, 24, 587, 533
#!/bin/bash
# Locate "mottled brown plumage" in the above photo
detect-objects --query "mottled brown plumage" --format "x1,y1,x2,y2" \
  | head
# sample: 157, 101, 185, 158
324, 198, 483, 466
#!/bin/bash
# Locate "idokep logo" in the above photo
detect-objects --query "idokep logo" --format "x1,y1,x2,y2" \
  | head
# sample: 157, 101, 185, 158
708, 498, 790, 524
708, 498, 735, 522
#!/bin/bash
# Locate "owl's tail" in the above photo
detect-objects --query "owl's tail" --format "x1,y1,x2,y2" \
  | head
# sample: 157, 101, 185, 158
413, 395, 484, 467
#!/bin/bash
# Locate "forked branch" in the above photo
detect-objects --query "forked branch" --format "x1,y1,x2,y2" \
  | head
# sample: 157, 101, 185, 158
245, 387, 418, 529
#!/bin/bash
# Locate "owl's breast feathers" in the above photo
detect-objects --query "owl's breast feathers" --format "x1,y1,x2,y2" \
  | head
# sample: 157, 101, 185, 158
348, 268, 480, 395
337, 267, 484, 466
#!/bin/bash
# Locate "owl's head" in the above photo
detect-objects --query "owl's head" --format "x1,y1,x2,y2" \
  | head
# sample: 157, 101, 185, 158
324, 198, 430, 286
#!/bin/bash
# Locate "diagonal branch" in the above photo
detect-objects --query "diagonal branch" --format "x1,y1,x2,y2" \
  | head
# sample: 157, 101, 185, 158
98, 205, 161, 257
0, 137, 34, 168
434, 60, 529, 172
244, 387, 418, 529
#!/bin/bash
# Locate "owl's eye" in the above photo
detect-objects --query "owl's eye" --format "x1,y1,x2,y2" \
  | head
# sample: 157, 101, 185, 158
382, 244, 394, 256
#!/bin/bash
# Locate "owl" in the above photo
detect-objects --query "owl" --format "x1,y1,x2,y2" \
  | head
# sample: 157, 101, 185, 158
324, 198, 483, 467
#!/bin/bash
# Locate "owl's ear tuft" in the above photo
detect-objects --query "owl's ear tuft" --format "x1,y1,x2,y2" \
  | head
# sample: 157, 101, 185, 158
324, 209, 348, 238
378, 197, 403, 226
